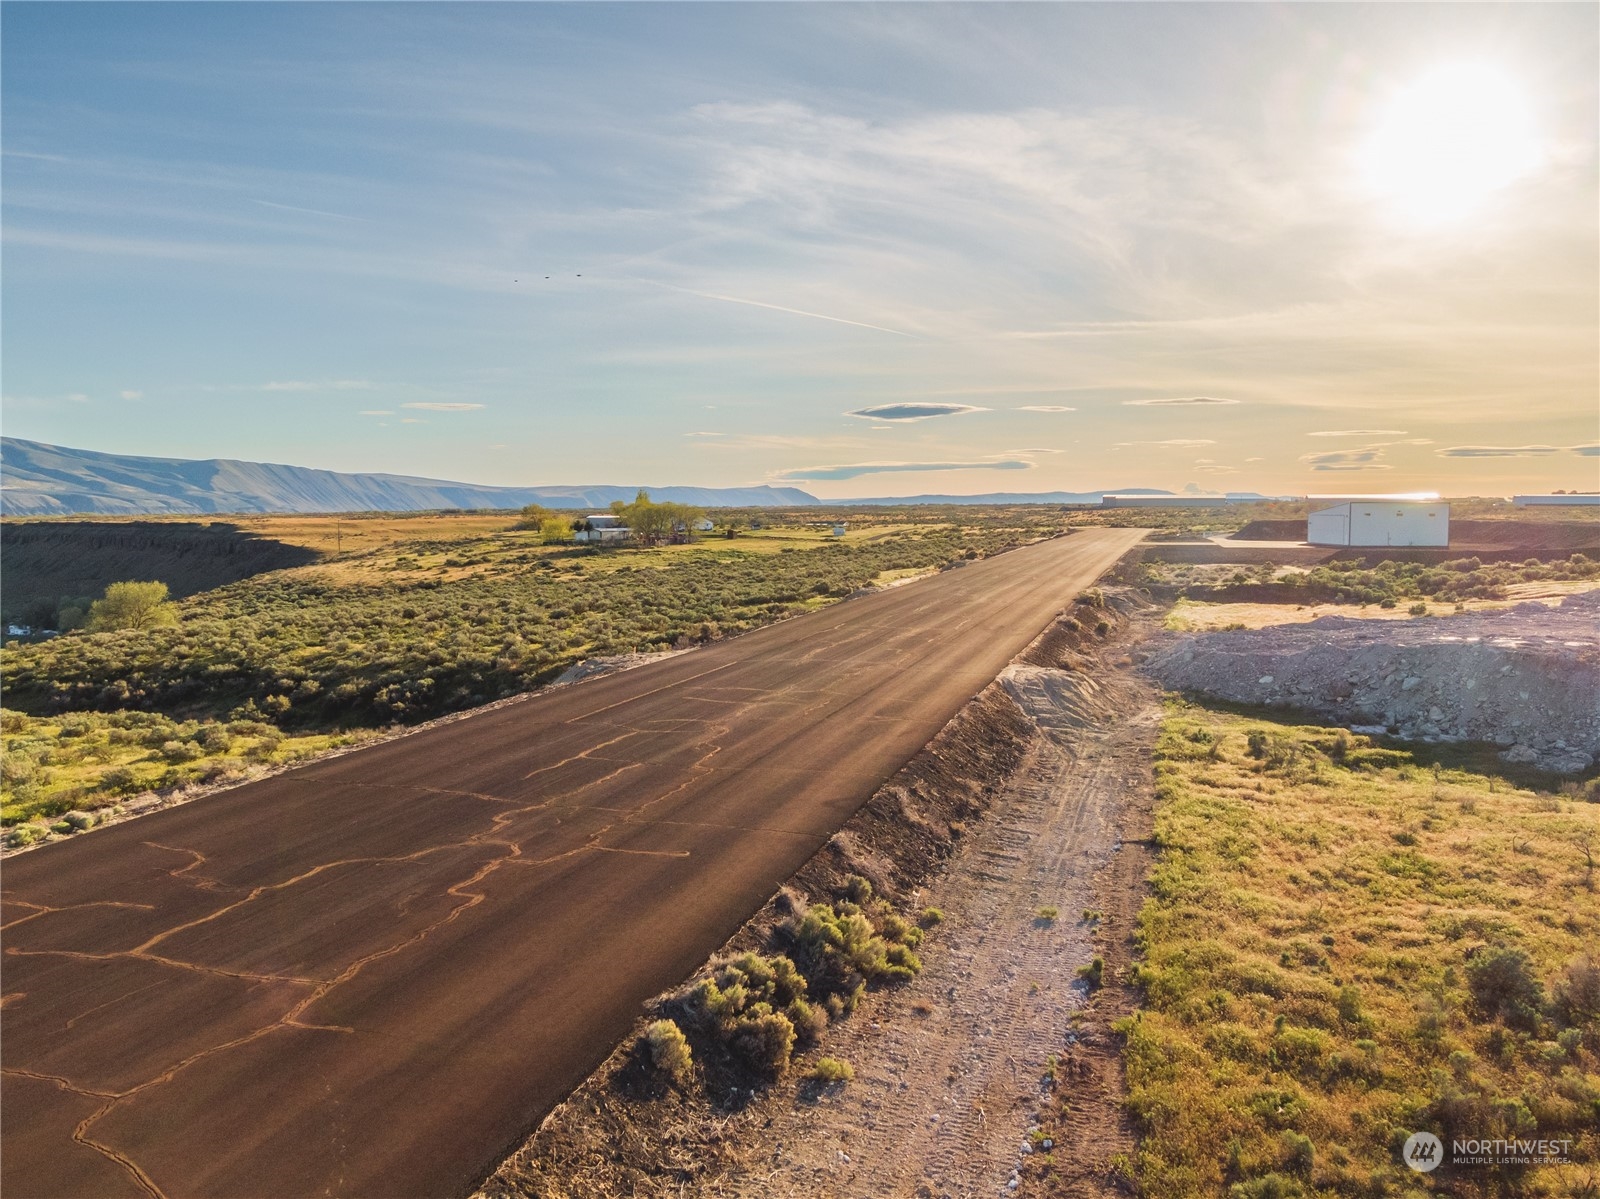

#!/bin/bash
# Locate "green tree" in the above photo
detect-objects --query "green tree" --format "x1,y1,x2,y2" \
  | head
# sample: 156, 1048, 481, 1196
538, 516, 570, 545
619, 490, 675, 546
516, 503, 553, 529
86, 581, 179, 632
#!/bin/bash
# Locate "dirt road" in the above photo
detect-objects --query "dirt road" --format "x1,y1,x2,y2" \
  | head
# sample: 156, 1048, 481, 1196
1, 528, 1141, 1199
710, 647, 1161, 1197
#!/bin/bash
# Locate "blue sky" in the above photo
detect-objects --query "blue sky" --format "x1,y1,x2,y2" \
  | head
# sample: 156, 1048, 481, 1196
3, 2, 1596, 498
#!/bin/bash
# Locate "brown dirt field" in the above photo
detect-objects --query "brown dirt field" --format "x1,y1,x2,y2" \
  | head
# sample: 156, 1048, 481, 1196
477, 593, 1162, 1199
0, 528, 1143, 1199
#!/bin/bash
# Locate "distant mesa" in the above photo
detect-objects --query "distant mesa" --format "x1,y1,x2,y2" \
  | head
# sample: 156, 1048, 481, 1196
0, 439, 821, 516
841, 489, 1272, 505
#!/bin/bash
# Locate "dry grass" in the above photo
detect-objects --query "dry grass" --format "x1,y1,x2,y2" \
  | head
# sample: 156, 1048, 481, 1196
1124, 700, 1600, 1197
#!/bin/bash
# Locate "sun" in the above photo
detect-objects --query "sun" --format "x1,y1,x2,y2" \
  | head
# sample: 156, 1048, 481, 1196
1359, 63, 1542, 225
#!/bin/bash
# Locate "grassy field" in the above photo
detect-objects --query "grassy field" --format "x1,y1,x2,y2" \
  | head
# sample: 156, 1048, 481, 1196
1, 507, 1070, 829
1135, 554, 1600, 609
1123, 701, 1600, 1197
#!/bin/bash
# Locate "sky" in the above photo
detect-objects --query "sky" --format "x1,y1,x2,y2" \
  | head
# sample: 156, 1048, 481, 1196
3, 2, 1597, 499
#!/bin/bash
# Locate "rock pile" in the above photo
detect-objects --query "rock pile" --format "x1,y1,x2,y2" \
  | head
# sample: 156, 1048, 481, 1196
1145, 591, 1600, 774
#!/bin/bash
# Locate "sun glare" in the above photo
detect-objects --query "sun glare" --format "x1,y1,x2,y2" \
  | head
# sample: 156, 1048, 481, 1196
1360, 63, 1542, 225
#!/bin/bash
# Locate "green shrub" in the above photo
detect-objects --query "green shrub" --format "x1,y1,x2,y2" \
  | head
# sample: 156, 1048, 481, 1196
5, 823, 43, 847
787, 899, 922, 996
1078, 956, 1105, 988
786, 997, 827, 1043
62, 810, 97, 831
1467, 945, 1545, 1030
731, 1010, 796, 1077
1229, 1174, 1305, 1199
1555, 955, 1600, 1026
1280, 1131, 1314, 1177
1337, 984, 1364, 1024
643, 1019, 693, 1085
810, 1056, 854, 1083
86, 581, 179, 632
843, 873, 873, 905
161, 740, 202, 763
1037, 905, 1060, 922
918, 907, 945, 928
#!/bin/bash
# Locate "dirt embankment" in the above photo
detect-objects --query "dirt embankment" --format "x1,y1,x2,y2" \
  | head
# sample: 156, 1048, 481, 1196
477, 592, 1160, 1199
1146, 590, 1600, 774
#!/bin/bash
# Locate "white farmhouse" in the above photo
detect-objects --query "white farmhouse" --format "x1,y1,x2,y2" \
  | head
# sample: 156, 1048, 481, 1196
572, 514, 631, 545
1307, 500, 1449, 547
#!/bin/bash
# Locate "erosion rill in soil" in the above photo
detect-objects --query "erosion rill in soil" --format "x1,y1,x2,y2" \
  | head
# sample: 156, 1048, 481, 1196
476, 588, 1161, 1199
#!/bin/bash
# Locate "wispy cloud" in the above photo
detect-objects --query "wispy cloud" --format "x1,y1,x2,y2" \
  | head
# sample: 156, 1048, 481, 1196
358, 409, 394, 417
1435, 444, 1564, 458
119, 390, 144, 401
1017, 405, 1076, 413
846, 403, 984, 422
1573, 444, 1600, 456
262, 379, 372, 392
1115, 438, 1217, 448
1307, 429, 1407, 437
252, 199, 363, 222
400, 402, 485, 412
1123, 396, 1241, 407
773, 459, 1033, 482
1302, 446, 1390, 470
639, 279, 919, 339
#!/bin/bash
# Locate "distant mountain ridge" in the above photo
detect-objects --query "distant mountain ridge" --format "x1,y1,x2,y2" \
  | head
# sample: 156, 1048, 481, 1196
842, 490, 1273, 505
0, 439, 820, 515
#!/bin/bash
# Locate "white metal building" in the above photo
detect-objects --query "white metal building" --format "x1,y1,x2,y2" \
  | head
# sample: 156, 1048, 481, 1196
1512, 494, 1600, 507
1307, 500, 1449, 547
572, 514, 631, 545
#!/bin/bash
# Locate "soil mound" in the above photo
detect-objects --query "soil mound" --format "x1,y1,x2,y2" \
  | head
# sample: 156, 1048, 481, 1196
1145, 591, 1600, 773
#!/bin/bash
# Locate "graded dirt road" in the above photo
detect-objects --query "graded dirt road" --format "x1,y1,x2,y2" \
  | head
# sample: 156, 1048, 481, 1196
1, 528, 1142, 1199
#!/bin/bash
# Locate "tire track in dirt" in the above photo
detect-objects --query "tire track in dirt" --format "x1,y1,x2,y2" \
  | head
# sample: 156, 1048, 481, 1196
714, 623, 1161, 1198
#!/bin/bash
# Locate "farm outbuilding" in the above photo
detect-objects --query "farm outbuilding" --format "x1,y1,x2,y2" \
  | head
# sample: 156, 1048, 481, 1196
572, 514, 631, 545
1307, 500, 1449, 547
1513, 494, 1600, 507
